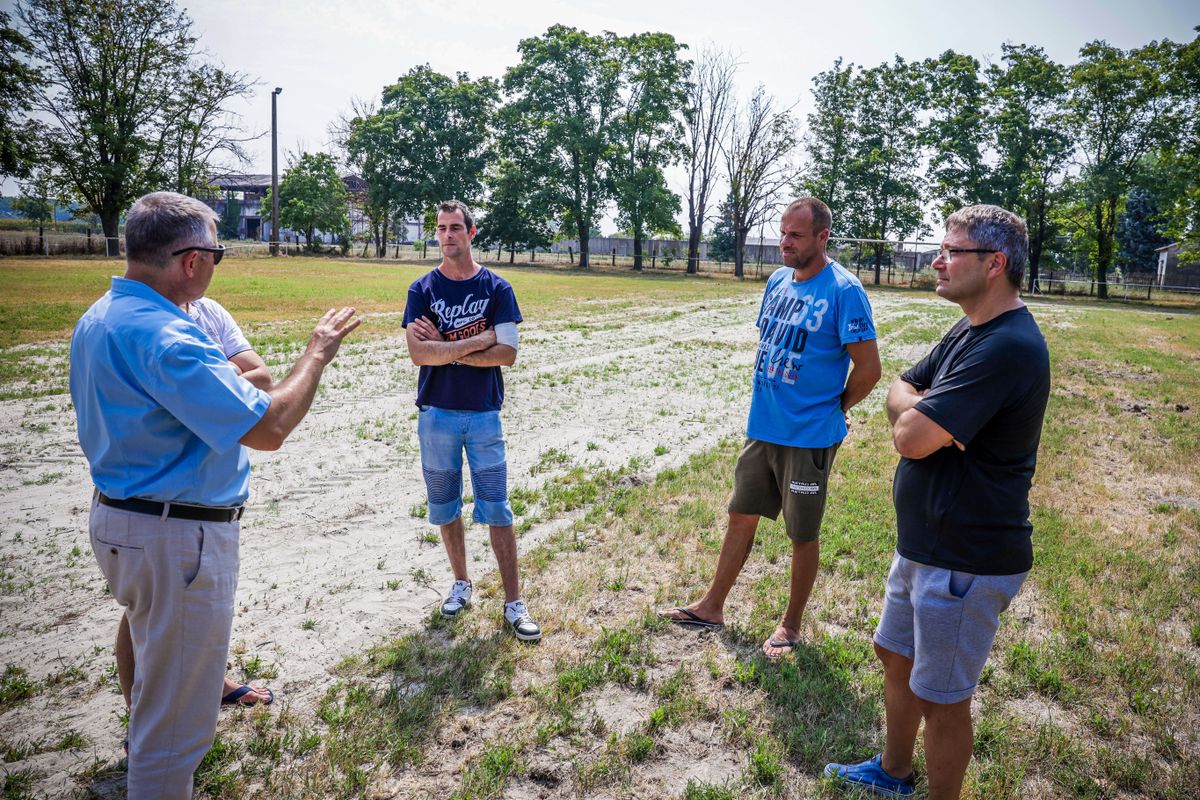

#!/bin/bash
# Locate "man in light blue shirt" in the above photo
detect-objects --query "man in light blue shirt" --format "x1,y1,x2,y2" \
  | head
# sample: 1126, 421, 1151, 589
70, 191, 360, 800
661, 198, 881, 658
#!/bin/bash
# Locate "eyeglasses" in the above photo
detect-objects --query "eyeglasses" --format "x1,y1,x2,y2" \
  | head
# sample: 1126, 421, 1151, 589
934, 247, 997, 263
171, 244, 225, 265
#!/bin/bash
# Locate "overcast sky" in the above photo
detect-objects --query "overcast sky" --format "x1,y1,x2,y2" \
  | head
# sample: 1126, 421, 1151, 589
8, 0, 1198, 233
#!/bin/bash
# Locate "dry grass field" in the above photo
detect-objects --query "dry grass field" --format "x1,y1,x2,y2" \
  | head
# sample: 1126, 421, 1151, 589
0, 255, 1196, 799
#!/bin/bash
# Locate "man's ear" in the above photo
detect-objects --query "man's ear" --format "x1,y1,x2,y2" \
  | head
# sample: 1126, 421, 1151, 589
987, 251, 1008, 281
179, 250, 198, 278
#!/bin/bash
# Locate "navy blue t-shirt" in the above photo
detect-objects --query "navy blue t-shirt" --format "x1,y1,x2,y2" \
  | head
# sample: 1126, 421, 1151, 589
892, 306, 1050, 575
403, 267, 522, 412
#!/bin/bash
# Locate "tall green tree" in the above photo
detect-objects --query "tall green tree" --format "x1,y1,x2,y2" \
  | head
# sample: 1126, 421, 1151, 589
612, 32, 687, 270
16, 0, 254, 255
722, 86, 797, 278
348, 66, 497, 256
921, 50, 990, 216
0, 11, 40, 179
707, 192, 737, 262
266, 152, 349, 249
683, 47, 736, 274
800, 57, 856, 212
1116, 187, 1170, 272
503, 25, 624, 269
476, 155, 554, 261
1141, 29, 1200, 266
217, 192, 242, 239
842, 57, 927, 284
987, 44, 1071, 291
1067, 39, 1178, 298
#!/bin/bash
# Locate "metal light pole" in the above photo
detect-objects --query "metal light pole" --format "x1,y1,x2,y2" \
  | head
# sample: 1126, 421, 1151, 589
270, 87, 282, 256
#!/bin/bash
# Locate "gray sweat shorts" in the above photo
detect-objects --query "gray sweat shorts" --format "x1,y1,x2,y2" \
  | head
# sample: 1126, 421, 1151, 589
874, 553, 1027, 704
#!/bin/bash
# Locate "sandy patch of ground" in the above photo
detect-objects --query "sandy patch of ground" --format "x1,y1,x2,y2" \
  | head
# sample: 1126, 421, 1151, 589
0, 290, 1030, 796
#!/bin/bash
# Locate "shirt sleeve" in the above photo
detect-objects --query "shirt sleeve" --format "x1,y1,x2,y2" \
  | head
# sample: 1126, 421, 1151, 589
913, 338, 1019, 446
206, 299, 253, 358
492, 282, 523, 326
402, 284, 428, 328
142, 338, 270, 454
837, 283, 876, 344
901, 318, 966, 391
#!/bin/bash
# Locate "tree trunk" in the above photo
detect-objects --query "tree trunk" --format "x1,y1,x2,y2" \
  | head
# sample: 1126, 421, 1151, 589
733, 225, 748, 278
102, 209, 121, 257
509, 246, 515, 264
873, 244, 883, 286
686, 225, 702, 274
576, 221, 590, 269
1095, 201, 1110, 300
632, 235, 643, 271
1028, 190, 1049, 293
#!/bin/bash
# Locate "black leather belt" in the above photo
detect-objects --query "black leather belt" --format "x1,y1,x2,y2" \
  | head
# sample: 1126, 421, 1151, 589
97, 492, 244, 523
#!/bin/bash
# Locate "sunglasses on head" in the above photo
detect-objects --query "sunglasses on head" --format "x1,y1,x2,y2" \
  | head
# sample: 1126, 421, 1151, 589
171, 244, 225, 265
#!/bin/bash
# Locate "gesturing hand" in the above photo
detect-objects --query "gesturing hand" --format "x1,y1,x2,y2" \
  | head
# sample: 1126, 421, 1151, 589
306, 307, 361, 365
410, 315, 444, 342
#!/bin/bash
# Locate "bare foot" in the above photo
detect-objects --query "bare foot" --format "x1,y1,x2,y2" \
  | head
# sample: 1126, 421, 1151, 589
656, 604, 724, 628
762, 625, 800, 659
221, 676, 273, 705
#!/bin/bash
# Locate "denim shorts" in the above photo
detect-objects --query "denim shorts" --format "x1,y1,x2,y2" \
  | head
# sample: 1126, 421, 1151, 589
417, 406, 512, 527
874, 553, 1027, 704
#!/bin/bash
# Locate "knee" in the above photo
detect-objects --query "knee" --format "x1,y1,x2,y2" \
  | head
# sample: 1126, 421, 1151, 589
918, 695, 972, 722
874, 641, 905, 668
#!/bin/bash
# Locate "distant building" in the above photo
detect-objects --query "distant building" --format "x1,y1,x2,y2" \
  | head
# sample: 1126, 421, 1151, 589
1156, 242, 1200, 289
202, 173, 421, 244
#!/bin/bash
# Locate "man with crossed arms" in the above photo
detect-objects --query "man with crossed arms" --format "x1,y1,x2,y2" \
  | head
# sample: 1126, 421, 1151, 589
826, 205, 1050, 799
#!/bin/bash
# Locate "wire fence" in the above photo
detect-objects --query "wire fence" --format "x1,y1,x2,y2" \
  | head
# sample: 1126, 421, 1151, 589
4, 228, 1197, 301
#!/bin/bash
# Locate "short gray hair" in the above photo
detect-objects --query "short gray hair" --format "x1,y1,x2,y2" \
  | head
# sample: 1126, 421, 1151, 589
945, 204, 1028, 288
125, 191, 218, 268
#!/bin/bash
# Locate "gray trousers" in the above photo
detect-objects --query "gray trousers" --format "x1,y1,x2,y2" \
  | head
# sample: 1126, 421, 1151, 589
89, 497, 240, 800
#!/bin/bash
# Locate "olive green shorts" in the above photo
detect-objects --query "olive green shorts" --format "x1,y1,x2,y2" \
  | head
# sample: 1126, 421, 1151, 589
728, 438, 840, 543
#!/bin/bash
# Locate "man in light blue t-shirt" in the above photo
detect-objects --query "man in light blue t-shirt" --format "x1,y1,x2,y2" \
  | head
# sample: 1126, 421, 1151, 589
661, 197, 881, 658
71, 191, 359, 799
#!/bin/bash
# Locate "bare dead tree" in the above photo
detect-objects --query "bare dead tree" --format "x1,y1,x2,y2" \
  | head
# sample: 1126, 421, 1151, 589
683, 46, 737, 274
721, 86, 798, 278
166, 64, 260, 194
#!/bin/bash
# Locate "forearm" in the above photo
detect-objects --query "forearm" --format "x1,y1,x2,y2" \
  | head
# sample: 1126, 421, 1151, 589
238, 366, 273, 391
841, 362, 881, 414
886, 379, 924, 426
408, 330, 494, 366
456, 344, 516, 367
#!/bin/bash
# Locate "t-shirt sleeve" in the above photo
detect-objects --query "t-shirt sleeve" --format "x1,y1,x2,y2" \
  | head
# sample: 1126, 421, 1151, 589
492, 281, 522, 326
206, 300, 252, 358
402, 283, 428, 328
837, 283, 876, 344
913, 340, 1018, 446
901, 319, 964, 391
143, 339, 271, 454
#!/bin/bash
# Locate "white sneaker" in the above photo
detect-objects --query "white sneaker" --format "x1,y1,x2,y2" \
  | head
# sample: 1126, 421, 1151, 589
504, 600, 542, 642
440, 579, 473, 618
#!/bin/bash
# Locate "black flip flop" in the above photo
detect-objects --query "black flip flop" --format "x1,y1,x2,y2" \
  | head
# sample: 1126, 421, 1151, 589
664, 607, 724, 629
221, 684, 274, 707
763, 638, 800, 659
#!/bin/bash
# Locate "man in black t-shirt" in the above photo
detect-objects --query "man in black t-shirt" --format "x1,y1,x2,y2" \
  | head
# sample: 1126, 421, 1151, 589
826, 205, 1050, 800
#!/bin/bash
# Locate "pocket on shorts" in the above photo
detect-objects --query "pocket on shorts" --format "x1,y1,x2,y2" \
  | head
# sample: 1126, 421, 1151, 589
948, 570, 976, 599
